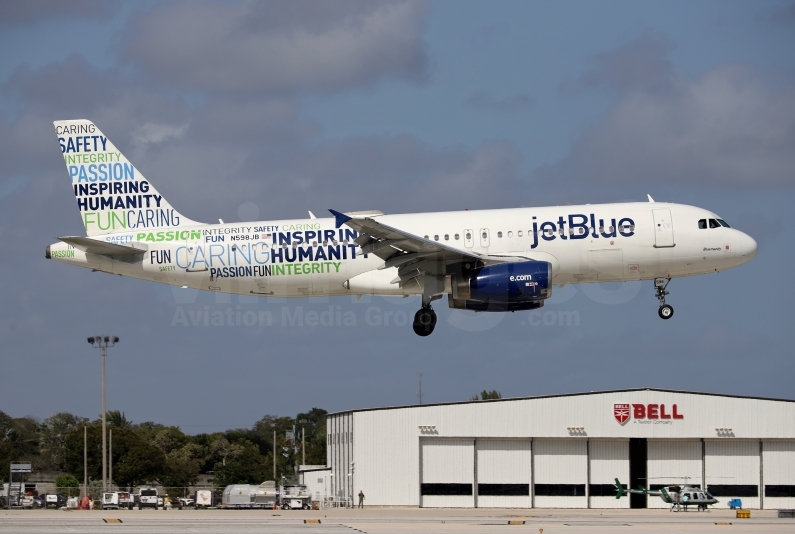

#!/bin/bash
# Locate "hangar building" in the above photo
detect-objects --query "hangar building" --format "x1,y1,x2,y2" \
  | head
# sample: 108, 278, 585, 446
325, 389, 795, 509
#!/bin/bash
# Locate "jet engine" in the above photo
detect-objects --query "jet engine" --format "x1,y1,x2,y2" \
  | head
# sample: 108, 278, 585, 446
449, 261, 552, 312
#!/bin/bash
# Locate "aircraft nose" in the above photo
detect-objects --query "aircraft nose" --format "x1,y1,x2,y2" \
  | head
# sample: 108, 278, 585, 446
737, 231, 757, 261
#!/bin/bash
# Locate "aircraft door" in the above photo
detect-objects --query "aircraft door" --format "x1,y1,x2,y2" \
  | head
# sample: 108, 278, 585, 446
251, 242, 272, 295
464, 229, 474, 248
652, 209, 675, 248
479, 228, 490, 248
184, 239, 207, 273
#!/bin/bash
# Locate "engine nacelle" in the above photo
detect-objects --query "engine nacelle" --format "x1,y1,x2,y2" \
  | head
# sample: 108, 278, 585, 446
449, 261, 552, 312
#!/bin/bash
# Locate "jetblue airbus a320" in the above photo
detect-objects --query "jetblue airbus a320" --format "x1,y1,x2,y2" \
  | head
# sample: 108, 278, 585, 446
47, 120, 757, 336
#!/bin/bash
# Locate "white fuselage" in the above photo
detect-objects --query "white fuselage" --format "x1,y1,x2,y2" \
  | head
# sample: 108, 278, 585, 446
47, 201, 757, 298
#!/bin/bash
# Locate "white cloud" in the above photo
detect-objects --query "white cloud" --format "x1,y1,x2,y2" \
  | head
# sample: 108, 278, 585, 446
552, 33, 795, 188
132, 122, 188, 147
122, 0, 429, 97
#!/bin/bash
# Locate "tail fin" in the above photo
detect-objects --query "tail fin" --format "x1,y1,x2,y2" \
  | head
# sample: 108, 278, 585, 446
614, 478, 625, 499
54, 119, 201, 237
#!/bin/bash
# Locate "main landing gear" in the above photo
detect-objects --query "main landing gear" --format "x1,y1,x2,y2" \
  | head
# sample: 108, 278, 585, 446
655, 277, 674, 320
413, 306, 437, 336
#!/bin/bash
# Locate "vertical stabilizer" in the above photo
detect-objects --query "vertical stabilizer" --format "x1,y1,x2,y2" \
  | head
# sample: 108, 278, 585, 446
54, 119, 201, 236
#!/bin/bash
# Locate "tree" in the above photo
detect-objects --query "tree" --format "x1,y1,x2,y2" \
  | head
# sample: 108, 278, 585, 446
161, 443, 203, 491
63, 425, 167, 487
110, 429, 168, 488
0, 411, 42, 480
153, 427, 188, 455
105, 411, 132, 428
55, 474, 80, 496
39, 412, 84, 472
212, 440, 269, 488
470, 390, 502, 401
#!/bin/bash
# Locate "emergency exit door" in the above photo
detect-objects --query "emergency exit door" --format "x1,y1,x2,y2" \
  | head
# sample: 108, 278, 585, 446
652, 209, 675, 248
479, 228, 490, 248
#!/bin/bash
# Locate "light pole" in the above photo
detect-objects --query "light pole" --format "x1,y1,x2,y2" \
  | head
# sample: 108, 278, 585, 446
87, 336, 119, 493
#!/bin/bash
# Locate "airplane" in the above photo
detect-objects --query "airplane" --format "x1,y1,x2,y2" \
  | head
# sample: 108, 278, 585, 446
614, 478, 719, 511
46, 119, 758, 336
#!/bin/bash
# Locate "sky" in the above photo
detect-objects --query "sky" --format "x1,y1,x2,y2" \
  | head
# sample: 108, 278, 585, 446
1, 0, 794, 433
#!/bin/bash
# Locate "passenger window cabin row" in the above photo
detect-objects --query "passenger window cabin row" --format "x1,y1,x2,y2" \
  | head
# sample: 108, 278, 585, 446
423, 224, 634, 242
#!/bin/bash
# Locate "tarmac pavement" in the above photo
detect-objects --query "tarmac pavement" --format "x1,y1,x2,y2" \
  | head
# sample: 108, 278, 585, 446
1, 507, 793, 533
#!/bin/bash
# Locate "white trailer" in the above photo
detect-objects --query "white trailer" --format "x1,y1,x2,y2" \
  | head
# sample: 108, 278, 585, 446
221, 482, 279, 509
194, 489, 218, 508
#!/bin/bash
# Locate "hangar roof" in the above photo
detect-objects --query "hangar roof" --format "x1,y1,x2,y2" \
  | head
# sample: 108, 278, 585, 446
329, 388, 795, 416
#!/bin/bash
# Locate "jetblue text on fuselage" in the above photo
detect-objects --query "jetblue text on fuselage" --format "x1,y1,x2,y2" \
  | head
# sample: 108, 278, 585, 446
528, 214, 635, 248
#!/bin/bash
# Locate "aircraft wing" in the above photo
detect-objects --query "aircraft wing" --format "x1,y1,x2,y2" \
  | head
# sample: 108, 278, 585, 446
58, 236, 148, 256
330, 209, 484, 287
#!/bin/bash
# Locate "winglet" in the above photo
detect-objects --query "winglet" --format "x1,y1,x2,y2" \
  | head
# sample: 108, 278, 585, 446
615, 478, 625, 499
647, 194, 655, 203
329, 209, 351, 229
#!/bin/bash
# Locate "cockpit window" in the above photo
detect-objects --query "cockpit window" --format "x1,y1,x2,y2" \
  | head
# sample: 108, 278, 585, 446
717, 219, 730, 228
698, 219, 707, 229
709, 219, 721, 229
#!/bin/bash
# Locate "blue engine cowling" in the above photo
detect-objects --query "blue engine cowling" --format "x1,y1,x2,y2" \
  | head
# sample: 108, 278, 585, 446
450, 261, 552, 312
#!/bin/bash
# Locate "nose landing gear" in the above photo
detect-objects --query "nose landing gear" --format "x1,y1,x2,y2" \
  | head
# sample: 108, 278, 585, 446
413, 306, 437, 336
655, 278, 674, 319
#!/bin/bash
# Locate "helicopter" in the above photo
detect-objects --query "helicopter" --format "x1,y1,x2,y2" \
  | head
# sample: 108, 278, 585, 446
614, 477, 719, 511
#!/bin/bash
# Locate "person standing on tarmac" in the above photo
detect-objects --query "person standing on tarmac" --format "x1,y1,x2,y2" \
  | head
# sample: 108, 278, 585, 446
358, 490, 364, 508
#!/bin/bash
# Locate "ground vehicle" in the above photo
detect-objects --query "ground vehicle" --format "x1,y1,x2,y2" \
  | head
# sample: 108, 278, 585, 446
194, 489, 220, 508
179, 497, 195, 507
279, 484, 312, 510
102, 491, 133, 510
221, 482, 278, 509
163, 496, 182, 510
45, 493, 68, 509
137, 488, 159, 509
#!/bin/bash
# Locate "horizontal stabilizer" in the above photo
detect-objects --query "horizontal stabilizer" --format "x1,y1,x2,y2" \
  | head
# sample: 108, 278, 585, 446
58, 236, 147, 256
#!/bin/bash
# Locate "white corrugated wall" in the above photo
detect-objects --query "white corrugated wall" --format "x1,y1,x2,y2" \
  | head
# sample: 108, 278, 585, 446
763, 441, 795, 509
476, 439, 532, 508
647, 440, 702, 509
327, 413, 353, 503
705, 440, 759, 509
352, 407, 423, 506
421, 439, 475, 508
589, 440, 629, 509
533, 439, 587, 508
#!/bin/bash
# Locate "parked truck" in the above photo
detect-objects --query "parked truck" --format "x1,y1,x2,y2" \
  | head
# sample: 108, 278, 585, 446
102, 491, 133, 510
137, 488, 159, 509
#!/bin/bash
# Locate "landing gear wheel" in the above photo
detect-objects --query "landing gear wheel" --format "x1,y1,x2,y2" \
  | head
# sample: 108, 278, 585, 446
654, 278, 674, 320
412, 307, 437, 336
658, 304, 674, 320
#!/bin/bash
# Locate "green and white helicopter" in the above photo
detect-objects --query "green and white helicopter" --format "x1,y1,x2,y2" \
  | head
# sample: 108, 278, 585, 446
614, 478, 719, 512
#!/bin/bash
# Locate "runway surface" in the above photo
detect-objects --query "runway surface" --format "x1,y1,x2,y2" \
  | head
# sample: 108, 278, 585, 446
1, 508, 793, 533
